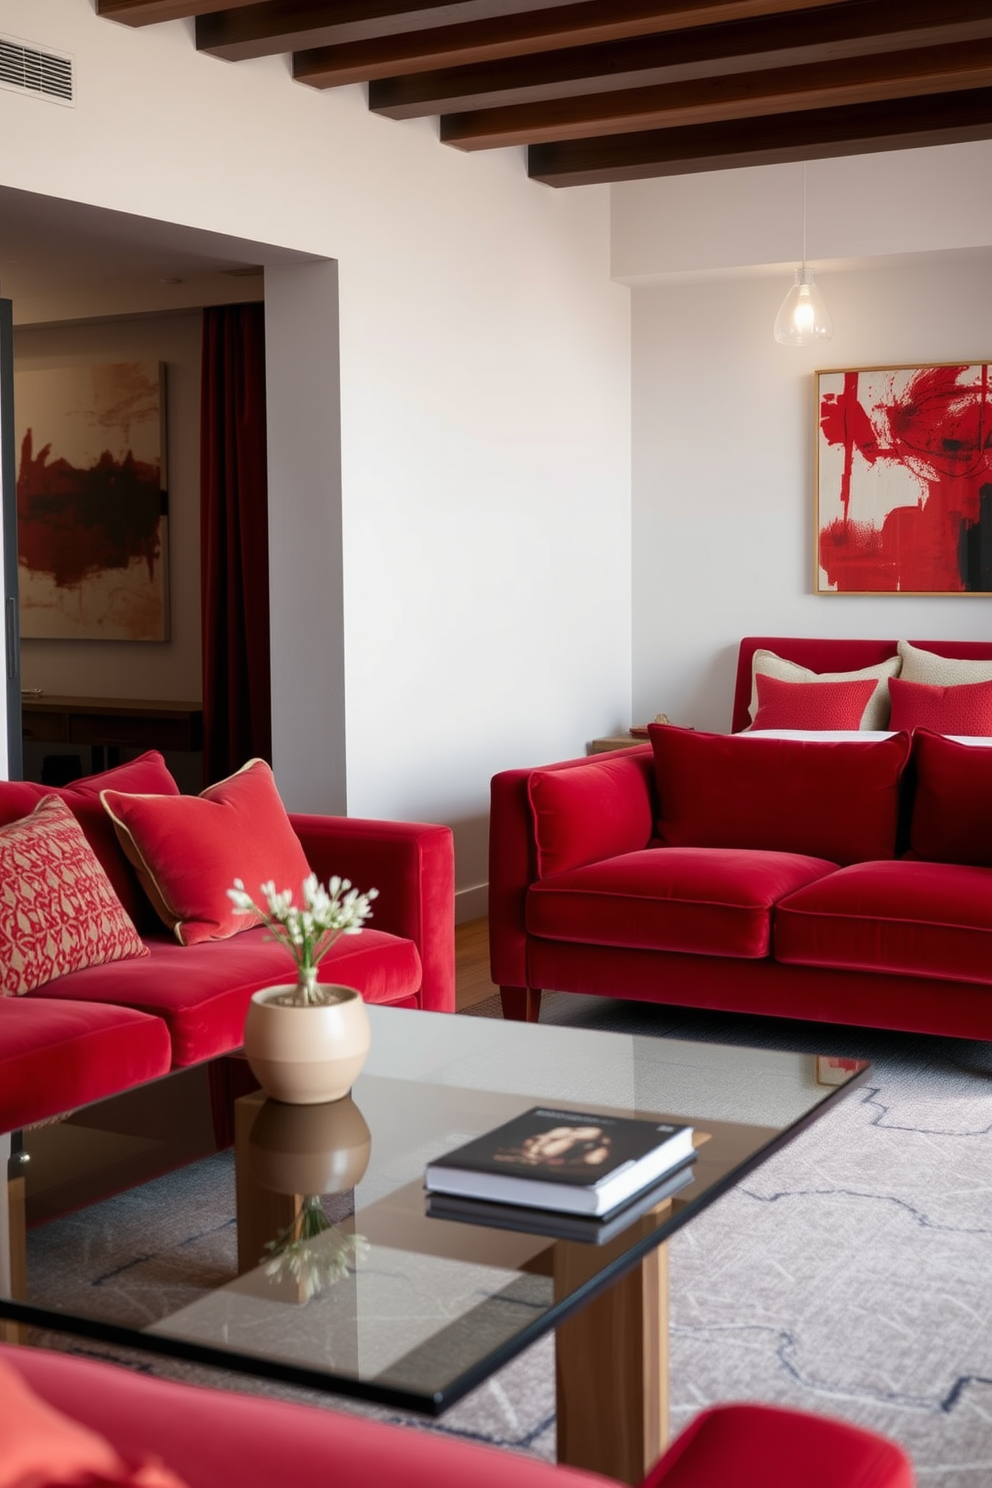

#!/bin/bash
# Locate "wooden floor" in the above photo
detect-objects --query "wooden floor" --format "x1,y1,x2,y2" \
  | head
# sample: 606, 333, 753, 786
455, 917, 498, 1011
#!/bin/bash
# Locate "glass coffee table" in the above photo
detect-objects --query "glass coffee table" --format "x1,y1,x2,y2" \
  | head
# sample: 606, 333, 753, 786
1, 1005, 867, 1486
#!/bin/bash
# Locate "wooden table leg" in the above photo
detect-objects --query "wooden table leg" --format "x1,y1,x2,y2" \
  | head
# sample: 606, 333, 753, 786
2, 1133, 28, 1345
554, 1240, 669, 1485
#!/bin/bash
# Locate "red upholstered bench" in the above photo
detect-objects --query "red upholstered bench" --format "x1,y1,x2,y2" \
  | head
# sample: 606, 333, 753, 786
0, 1345, 913, 1488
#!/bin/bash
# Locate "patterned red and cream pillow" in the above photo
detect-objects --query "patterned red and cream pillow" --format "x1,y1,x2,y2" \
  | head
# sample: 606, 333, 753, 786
747, 649, 900, 730
101, 759, 311, 946
0, 795, 148, 997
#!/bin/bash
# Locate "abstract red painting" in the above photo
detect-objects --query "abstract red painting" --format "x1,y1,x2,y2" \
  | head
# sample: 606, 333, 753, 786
815, 362, 992, 595
15, 361, 169, 639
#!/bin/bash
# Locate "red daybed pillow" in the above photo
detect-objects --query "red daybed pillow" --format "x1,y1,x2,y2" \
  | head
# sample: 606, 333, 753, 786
0, 796, 148, 996
751, 674, 878, 731
0, 1352, 186, 1488
0, 752, 179, 928
101, 759, 312, 945
888, 675, 992, 736
648, 725, 911, 866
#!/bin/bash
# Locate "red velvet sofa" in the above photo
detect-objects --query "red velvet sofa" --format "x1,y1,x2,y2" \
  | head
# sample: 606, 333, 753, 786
490, 637, 992, 1038
0, 1344, 913, 1488
0, 752, 454, 1134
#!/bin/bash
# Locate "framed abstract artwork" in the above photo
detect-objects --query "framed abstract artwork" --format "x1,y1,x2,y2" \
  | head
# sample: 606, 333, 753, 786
815, 361, 992, 595
15, 360, 169, 639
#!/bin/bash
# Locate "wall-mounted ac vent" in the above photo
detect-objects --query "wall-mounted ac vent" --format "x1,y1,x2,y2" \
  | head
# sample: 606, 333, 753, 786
0, 36, 73, 105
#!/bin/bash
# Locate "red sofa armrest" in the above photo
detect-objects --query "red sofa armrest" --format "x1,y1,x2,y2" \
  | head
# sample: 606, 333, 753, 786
489, 749, 655, 990
289, 814, 454, 1012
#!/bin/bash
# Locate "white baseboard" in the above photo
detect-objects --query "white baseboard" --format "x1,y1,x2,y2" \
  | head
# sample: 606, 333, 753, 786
455, 883, 488, 924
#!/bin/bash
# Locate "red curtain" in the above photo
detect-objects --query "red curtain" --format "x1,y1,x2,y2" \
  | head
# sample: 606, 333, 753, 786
200, 303, 271, 785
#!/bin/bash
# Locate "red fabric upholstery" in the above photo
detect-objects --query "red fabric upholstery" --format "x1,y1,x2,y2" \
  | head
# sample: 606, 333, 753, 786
0, 752, 179, 928
909, 731, 992, 865
530, 753, 655, 877
25, 925, 423, 1067
751, 674, 878, 731
888, 675, 992, 734
0, 1348, 610, 1488
0, 1348, 913, 1488
0, 997, 171, 1130
646, 1403, 912, 1488
102, 760, 311, 946
528, 848, 837, 959
648, 727, 910, 866
775, 859, 992, 985
289, 813, 455, 1013
731, 637, 992, 733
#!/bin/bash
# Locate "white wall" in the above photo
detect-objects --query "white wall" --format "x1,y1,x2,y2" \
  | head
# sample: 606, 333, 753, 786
0, 0, 631, 913
618, 147, 992, 734
14, 311, 203, 702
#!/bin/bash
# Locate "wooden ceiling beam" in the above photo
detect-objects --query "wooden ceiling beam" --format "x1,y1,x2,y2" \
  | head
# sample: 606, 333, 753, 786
97, 0, 258, 22
370, 0, 992, 119
442, 39, 992, 149
291, 0, 845, 86
527, 88, 992, 185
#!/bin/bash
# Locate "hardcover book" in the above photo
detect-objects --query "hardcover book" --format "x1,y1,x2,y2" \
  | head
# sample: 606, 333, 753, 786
424, 1105, 695, 1217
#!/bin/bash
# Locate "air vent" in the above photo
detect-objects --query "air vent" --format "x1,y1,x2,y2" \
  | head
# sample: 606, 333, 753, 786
0, 36, 73, 105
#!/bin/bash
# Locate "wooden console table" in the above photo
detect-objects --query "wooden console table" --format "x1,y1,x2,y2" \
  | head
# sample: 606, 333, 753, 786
21, 695, 203, 772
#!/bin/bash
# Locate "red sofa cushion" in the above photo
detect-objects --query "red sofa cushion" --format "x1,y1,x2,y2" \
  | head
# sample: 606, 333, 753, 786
102, 760, 312, 946
647, 1402, 912, 1488
0, 1354, 186, 1488
775, 859, 992, 985
0, 997, 171, 1131
751, 674, 879, 731
529, 753, 654, 878
0, 797, 148, 997
0, 751, 179, 928
25, 925, 422, 1067
648, 727, 910, 866
908, 730, 992, 866
527, 847, 838, 959
888, 675, 992, 735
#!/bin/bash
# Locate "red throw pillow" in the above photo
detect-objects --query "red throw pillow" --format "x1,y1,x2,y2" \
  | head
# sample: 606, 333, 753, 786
101, 759, 312, 945
888, 675, 992, 736
0, 1353, 187, 1488
751, 674, 878, 731
648, 725, 911, 866
908, 729, 992, 865
0, 796, 148, 996
0, 752, 180, 928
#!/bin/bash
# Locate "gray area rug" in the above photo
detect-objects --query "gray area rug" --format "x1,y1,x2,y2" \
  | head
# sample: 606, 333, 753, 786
29, 992, 992, 1484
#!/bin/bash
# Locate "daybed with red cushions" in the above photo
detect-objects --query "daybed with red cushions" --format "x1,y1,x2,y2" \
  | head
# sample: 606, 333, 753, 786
0, 752, 454, 1133
489, 637, 992, 1038
0, 1344, 913, 1488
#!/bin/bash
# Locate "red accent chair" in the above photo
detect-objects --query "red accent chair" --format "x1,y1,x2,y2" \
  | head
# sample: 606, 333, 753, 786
0, 1344, 913, 1488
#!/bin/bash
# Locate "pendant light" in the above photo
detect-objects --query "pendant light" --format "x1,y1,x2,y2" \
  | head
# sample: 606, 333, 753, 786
773, 163, 833, 346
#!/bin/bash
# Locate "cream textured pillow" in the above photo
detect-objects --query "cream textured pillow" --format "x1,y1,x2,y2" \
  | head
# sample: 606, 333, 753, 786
748, 649, 901, 731
897, 639, 992, 688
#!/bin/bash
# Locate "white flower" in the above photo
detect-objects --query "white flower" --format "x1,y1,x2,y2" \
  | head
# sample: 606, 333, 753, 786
226, 871, 378, 1005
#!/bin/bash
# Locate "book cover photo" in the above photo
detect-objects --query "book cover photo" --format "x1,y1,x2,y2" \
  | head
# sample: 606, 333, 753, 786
424, 1105, 695, 1217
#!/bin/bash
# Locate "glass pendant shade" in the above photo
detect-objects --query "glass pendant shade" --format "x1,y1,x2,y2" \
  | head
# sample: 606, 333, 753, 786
773, 267, 833, 346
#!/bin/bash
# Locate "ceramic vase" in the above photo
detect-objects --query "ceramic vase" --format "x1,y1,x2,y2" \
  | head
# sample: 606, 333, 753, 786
247, 1094, 372, 1193
243, 982, 371, 1105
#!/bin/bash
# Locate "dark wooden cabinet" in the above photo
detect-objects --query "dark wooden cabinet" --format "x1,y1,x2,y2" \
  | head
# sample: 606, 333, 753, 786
22, 696, 203, 772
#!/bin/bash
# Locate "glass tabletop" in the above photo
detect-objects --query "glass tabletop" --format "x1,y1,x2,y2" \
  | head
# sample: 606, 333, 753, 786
2, 1005, 868, 1413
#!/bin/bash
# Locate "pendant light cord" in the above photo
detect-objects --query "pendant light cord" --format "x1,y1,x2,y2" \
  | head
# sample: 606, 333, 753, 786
801, 162, 807, 273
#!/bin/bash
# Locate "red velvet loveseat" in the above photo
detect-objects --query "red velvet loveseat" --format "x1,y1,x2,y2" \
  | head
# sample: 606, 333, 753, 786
0, 752, 454, 1134
0, 1343, 913, 1488
490, 637, 992, 1039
